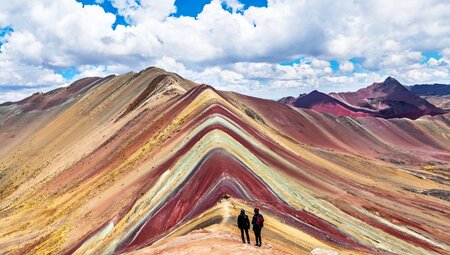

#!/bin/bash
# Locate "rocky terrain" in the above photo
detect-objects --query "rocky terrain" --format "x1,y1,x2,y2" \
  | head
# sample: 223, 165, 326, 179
0, 67, 449, 255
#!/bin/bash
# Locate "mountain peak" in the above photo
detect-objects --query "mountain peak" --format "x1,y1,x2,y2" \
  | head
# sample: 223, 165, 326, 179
280, 76, 446, 119
369, 76, 407, 94
384, 76, 400, 83
306, 90, 329, 98
293, 89, 337, 108
382, 76, 403, 88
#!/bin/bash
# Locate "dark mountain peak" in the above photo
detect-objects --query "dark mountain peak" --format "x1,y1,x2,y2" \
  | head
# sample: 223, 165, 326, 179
383, 77, 404, 88
305, 90, 331, 100
370, 77, 407, 93
384, 76, 400, 84
294, 90, 338, 108
308, 90, 329, 98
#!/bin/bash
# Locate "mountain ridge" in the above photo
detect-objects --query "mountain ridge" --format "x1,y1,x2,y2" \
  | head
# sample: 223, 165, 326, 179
406, 84, 450, 110
280, 77, 447, 119
408, 83, 450, 96
1, 67, 449, 255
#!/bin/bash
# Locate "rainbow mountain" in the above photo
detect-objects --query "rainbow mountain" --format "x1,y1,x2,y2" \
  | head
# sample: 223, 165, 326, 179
0, 67, 449, 254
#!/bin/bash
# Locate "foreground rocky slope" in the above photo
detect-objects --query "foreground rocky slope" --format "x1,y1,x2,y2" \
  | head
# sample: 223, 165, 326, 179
0, 67, 449, 254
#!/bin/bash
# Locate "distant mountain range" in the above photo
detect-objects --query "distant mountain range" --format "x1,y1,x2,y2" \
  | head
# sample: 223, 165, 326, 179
407, 84, 450, 96
279, 77, 449, 119
406, 84, 450, 110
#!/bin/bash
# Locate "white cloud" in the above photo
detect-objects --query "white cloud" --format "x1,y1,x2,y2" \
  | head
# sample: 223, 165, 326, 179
0, 0, 450, 102
0, 54, 65, 87
4, 31, 43, 65
72, 65, 110, 81
221, 0, 245, 13
2, 0, 449, 67
339, 61, 355, 73
380, 51, 424, 69
111, 0, 176, 22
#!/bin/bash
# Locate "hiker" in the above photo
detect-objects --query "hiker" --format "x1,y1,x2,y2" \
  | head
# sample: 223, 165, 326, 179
237, 209, 250, 243
252, 207, 264, 246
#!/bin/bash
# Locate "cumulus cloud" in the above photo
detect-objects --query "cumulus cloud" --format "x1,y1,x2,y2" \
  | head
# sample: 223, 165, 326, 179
0, 0, 450, 102
339, 61, 355, 73
222, 0, 245, 13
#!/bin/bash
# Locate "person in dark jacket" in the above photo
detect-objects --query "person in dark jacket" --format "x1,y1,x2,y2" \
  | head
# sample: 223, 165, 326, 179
252, 207, 264, 246
237, 209, 250, 243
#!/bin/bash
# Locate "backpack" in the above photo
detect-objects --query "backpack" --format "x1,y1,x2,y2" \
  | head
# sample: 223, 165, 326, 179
255, 214, 264, 228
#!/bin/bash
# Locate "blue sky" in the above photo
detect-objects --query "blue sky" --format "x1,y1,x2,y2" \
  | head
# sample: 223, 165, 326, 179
173, 0, 268, 17
76, 0, 268, 26
0, 26, 13, 48
0, 0, 449, 102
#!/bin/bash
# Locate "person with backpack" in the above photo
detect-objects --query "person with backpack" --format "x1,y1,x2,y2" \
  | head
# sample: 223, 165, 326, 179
237, 209, 251, 243
252, 207, 264, 246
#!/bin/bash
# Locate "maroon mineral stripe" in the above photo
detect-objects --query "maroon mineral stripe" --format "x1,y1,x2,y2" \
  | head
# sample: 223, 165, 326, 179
170, 103, 334, 192
355, 183, 450, 221
117, 149, 371, 253
168, 100, 449, 236
362, 205, 449, 241
336, 204, 445, 253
